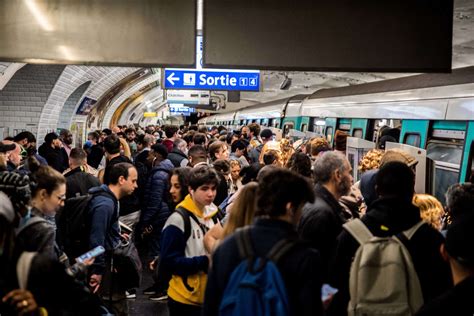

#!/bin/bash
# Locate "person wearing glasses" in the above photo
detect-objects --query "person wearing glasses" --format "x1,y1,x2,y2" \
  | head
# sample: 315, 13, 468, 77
16, 163, 66, 260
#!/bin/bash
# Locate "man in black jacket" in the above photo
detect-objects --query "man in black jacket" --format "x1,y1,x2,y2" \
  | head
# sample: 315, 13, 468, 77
203, 168, 323, 316
38, 132, 68, 173
328, 162, 452, 316
102, 135, 138, 217
416, 213, 474, 316
86, 131, 104, 169
298, 151, 353, 282
64, 148, 100, 199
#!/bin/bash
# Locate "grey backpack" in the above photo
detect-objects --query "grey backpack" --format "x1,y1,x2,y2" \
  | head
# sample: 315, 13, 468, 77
343, 219, 425, 316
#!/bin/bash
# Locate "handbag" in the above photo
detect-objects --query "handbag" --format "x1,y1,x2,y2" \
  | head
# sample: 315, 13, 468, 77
112, 240, 142, 289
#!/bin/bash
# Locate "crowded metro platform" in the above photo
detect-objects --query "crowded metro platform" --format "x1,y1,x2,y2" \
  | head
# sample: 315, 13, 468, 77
0, 122, 473, 315
1, 0, 473, 315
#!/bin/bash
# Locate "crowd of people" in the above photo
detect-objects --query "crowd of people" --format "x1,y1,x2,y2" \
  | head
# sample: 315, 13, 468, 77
0, 122, 473, 316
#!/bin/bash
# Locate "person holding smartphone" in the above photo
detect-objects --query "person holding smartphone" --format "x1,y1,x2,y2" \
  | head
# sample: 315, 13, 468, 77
87, 162, 138, 315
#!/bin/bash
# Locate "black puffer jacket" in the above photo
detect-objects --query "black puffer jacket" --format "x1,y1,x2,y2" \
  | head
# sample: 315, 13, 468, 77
298, 183, 350, 281
15, 211, 56, 260
167, 148, 188, 167
38, 144, 68, 173
327, 197, 452, 316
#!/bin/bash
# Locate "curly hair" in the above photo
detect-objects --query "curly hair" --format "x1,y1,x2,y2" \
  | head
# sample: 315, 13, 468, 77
358, 149, 384, 173
413, 194, 444, 231
310, 137, 330, 156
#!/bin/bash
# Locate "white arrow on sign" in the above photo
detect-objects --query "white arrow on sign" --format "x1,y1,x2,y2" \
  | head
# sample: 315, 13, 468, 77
167, 72, 179, 85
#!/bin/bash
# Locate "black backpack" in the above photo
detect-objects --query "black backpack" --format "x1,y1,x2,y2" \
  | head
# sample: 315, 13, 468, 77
56, 190, 115, 263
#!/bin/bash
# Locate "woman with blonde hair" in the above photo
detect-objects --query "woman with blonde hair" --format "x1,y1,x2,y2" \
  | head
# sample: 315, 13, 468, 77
119, 137, 132, 160
413, 194, 445, 231
358, 149, 384, 173
222, 182, 259, 239
204, 182, 259, 252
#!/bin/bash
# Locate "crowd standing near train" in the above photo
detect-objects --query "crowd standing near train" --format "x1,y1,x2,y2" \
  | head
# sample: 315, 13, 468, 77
0, 122, 473, 316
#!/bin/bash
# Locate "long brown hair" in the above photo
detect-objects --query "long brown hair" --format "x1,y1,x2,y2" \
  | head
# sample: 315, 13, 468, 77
222, 182, 258, 238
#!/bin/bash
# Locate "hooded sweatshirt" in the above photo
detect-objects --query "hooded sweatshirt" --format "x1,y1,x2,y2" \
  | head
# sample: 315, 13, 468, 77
160, 194, 220, 306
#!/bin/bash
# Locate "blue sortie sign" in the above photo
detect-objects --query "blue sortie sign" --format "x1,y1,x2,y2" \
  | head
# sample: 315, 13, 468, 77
164, 69, 260, 91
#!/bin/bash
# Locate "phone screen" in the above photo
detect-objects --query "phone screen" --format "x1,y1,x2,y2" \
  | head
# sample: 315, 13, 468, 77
321, 284, 339, 301
76, 246, 105, 263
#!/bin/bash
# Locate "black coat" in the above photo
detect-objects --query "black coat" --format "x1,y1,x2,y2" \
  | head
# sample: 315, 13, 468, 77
1, 253, 105, 316
38, 144, 68, 173
64, 167, 100, 199
167, 148, 187, 168
203, 218, 323, 316
86, 144, 104, 169
416, 276, 474, 316
15, 212, 56, 260
327, 197, 452, 316
298, 183, 350, 282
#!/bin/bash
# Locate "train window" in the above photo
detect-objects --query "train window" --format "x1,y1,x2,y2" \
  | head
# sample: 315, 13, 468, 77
325, 126, 334, 143
301, 124, 308, 132
427, 141, 464, 204
404, 133, 421, 147
352, 128, 363, 138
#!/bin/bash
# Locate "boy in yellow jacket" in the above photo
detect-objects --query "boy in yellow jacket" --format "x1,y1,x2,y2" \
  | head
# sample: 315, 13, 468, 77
160, 165, 221, 316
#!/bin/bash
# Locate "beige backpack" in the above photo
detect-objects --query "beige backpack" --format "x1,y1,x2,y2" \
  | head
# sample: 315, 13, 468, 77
344, 219, 425, 316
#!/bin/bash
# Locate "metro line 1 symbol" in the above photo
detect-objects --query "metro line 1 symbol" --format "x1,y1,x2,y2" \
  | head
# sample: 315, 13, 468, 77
163, 69, 260, 91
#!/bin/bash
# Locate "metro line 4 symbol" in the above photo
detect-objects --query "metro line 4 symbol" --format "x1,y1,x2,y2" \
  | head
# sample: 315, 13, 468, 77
249, 77, 258, 86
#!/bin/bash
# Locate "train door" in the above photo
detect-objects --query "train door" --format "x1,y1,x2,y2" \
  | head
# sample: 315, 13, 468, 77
346, 137, 375, 182
370, 119, 402, 147
386, 142, 427, 194
337, 118, 351, 133
400, 120, 430, 148
299, 116, 310, 132
460, 121, 474, 182
426, 121, 466, 204
282, 121, 294, 136
308, 117, 326, 135
350, 119, 369, 139
325, 118, 337, 146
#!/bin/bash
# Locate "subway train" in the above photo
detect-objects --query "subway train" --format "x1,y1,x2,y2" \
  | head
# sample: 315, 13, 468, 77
198, 68, 474, 204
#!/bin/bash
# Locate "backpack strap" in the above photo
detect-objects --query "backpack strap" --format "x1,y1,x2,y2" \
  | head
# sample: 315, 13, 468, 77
235, 226, 254, 259
396, 221, 426, 247
266, 238, 297, 264
401, 221, 426, 240
16, 252, 37, 290
343, 218, 374, 245
176, 207, 192, 241
15, 216, 47, 236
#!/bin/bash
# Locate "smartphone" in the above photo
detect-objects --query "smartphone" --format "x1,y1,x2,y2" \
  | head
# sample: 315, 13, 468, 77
75, 246, 105, 264
321, 284, 339, 301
